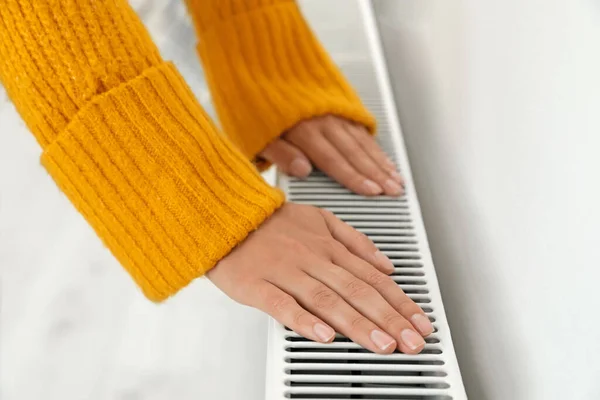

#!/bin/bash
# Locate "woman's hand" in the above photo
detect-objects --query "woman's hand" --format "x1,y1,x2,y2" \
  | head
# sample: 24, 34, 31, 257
207, 203, 433, 354
259, 115, 404, 196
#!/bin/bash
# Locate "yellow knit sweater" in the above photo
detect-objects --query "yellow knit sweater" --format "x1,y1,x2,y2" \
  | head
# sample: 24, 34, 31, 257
0, 0, 375, 301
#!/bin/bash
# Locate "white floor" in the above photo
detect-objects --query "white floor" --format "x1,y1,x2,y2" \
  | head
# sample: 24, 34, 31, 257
0, 1, 360, 399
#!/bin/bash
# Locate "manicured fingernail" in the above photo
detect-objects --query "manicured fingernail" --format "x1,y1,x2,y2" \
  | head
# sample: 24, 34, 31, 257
313, 323, 335, 342
374, 250, 395, 273
411, 314, 433, 336
383, 179, 403, 196
289, 158, 312, 177
362, 179, 383, 195
370, 329, 396, 351
401, 329, 425, 350
390, 170, 403, 184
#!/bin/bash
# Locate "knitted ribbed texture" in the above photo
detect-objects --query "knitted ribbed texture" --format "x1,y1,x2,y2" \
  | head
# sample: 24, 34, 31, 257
0, 0, 284, 301
185, 0, 376, 162
0, 0, 163, 148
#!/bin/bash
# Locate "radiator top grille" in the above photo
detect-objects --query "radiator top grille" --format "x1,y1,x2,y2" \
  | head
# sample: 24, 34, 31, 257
266, 1, 466, 399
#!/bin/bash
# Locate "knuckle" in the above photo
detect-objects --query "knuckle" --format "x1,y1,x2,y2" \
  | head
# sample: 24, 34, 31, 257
268, 293, 296, 314
365, 270, 390, 288
312, 288, 341, 309
285, 238, 309, 254
292, 309, 309, 327
382, 312, 408, 329
349, 315, 369, 330
395, 296, 420, 316
344, 279, 372, 300
383, 312, 410, 331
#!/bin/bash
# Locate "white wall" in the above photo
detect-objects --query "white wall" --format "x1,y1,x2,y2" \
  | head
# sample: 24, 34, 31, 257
373, 1, 600, 399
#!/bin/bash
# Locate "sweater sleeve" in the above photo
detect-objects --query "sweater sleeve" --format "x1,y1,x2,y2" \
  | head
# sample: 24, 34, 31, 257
0, 0, 284, 301
184, 0, 376, 164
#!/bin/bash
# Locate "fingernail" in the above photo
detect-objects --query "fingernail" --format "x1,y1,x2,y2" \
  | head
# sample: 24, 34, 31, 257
289, 158, 312, 177
361, 179, 383, 195
411, 314, 434, 336
390, 170, 403, 184
370, 329, 396, 351
383, 179, 403, 196
374, 250, 394, 273
401, 329, 425, 351
385, 158, 396, 167
313, 323, 335, 342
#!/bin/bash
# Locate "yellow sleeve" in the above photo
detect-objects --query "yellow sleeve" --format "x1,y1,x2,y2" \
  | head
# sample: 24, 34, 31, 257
0, 0, 284, 301
184, 0, 376, 164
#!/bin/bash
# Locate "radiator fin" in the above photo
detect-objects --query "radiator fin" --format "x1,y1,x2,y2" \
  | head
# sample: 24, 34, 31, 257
266, 1, 466, 399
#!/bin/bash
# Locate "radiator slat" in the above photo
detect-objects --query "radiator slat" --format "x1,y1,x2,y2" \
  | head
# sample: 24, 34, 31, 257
265, 1, 466, 399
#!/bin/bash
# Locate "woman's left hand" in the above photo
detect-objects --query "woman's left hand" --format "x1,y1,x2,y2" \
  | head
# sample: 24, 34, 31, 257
258, 115, 404, 196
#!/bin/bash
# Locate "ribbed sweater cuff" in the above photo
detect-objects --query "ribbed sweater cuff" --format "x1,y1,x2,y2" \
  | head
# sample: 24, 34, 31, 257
41, 62, 285, 301
195, 1, 376, 161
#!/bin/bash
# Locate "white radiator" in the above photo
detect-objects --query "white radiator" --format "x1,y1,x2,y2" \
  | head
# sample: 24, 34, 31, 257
265, 1, 467, 399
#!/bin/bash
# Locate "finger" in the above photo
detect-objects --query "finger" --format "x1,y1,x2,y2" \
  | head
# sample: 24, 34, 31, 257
285, 125, 383, 196
348, 124, 404, 186
324, 124, 403, 196
255, 280, 335, 343
347, 123, 397, 171
329, 247, 433, 340
305, 260, 426, 354
319, 208, 394, 274
275, 269, 397, 354
259, 139, 312, 178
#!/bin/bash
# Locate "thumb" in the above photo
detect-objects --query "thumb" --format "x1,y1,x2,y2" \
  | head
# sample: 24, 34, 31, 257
259, 138, 312, 178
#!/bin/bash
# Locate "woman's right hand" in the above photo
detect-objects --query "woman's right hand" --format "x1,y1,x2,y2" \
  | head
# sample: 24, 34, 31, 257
207, 203, 433, 354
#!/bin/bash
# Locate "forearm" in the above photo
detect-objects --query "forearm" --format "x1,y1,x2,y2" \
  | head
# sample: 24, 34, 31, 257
184, 0, 376, 163
0, 0, 284, 301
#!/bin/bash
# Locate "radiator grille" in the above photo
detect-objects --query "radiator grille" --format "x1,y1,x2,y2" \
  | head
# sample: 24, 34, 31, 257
266, 1, 466, 399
